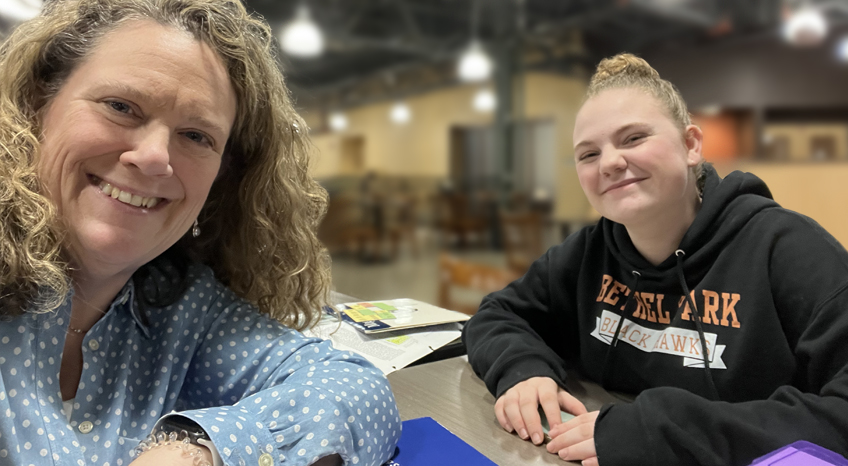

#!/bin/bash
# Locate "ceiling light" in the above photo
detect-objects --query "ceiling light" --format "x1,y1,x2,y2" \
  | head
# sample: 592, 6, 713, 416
472, 89, 496, 112
0, 0, 41, 22
328, 112, 348, 131
782, 7, 828, 46
457, 41, 493, 82
390, 103, 411, 125
837, 36, 848, 62
281, 6, 324, 58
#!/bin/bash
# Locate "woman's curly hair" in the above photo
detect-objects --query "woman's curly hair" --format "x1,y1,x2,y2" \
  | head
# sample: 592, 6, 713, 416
0, 0, 331, 330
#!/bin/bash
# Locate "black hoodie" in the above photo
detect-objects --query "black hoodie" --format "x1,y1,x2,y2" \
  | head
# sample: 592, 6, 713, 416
463, 166, 848, 465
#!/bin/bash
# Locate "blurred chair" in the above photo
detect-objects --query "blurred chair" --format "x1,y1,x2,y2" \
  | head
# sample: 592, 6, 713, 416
433, 192, 488, 248
318, 194, 377, 259
500, 210, 545, 275
438, 253, 519, 315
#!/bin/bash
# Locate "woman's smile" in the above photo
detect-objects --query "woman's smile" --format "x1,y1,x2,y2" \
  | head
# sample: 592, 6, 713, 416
89, 174, 166, 209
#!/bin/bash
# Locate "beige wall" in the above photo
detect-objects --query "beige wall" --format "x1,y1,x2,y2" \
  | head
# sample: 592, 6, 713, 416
307, 84, 494, 179
719, 162, 848, 246
521, 73, 588, 222
306, 72, 590, 222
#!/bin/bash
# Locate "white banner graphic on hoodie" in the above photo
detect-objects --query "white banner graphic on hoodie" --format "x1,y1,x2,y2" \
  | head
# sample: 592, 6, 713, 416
590, 309, 727, 369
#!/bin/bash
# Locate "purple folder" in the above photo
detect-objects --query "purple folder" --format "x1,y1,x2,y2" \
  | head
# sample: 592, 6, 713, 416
750, 441, 848, 466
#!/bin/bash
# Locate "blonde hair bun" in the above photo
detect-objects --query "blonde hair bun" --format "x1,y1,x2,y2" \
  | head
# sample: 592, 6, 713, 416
591, 53, 659, 88
585, 52, 691, 131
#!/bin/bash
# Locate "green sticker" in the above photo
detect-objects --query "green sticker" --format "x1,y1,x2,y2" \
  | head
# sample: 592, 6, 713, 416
372, 302, 397, 311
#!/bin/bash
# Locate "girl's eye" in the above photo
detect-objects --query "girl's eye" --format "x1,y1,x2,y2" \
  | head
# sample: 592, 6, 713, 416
107, 101, 133, 114
578, 152, 598, 161
626, 134, 644, 144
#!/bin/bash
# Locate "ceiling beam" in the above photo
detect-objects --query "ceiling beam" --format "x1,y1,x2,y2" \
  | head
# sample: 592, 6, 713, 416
393, 0, 425, 41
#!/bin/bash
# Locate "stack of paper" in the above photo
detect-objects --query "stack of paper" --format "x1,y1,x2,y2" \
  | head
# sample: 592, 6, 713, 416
306, 298, 468, 374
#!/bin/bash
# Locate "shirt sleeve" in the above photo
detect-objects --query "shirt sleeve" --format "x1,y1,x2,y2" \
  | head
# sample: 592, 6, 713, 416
163, 287, 401, 466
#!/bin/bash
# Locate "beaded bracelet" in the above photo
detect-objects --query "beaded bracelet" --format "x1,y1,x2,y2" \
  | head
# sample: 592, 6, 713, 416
130, 429, 212, 466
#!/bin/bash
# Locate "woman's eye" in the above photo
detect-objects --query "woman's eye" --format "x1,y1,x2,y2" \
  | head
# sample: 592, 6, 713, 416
183, 131, 212, 147
578, 152, 598, 161
626, 134, 644, 144
107, 101, 133, 114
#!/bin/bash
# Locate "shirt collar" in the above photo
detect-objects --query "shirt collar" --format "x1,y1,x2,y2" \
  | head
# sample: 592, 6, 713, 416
119, 280, 152, 339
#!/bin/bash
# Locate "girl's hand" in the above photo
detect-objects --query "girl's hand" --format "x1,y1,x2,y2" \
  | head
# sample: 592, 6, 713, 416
494, 377, 588, 445
546, 411, 600, 465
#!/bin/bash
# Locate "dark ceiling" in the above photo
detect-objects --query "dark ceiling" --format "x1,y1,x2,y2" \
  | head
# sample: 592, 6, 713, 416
241, 0, 796, 107
0, 0, 839, 109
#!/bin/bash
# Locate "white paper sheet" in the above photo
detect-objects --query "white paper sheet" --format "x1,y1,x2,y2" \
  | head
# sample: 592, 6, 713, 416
305, 317, 462, 375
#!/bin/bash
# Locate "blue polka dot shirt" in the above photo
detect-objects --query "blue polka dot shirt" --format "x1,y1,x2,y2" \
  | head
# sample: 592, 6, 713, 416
0, 264, 401, 466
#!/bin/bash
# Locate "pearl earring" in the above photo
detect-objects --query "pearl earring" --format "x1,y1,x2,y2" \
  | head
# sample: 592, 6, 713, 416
192, 219, 200, 238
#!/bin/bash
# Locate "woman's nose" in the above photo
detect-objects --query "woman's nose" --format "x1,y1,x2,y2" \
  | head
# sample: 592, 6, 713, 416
120, 125, 174, 177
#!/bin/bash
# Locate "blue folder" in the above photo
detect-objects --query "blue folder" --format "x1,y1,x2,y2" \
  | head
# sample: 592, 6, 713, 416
384, 417, 497, 466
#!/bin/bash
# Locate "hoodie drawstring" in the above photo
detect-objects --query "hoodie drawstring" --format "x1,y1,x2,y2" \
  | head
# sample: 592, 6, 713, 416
600, 270, 641, 389
674, 249, 721, 401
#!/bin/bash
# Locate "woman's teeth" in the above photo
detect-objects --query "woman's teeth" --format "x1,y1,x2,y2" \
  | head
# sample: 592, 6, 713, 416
98, 181, 161, 208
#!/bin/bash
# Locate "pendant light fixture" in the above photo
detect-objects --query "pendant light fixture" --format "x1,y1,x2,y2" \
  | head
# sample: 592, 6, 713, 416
782, 7, 828, 46
329, 111, 348, 132
390, 102, 411, 125
472, 88, 496, 112
837, 36, 848, 62
281, 5, 325, 58
457, 0, 493, 82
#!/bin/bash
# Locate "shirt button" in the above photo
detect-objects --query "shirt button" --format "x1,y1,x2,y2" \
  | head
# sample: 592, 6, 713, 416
258, 453, 273, 466
87, 339, 99, 351
78, 421, 93, 434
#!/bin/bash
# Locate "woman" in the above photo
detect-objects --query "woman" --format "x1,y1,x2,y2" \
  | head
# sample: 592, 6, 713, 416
463, 53, 848, 466
0, 0, 400, 465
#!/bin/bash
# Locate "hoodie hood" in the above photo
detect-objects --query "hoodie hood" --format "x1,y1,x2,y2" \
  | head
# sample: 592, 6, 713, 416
603, 165, 779, 283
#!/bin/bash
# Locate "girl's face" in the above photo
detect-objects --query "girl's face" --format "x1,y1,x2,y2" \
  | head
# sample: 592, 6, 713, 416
572, 87, 702, 229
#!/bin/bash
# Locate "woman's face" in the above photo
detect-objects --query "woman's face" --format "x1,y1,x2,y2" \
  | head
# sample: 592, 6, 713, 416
572, 87, 702, 228
38, 20, 237, 279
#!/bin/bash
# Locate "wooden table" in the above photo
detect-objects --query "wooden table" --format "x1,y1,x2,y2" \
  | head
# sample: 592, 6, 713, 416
387, 356, 630, 465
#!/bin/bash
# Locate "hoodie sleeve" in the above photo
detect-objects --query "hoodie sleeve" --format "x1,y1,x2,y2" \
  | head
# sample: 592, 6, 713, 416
594, 210, 848, 466
462, 230, 587, 398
